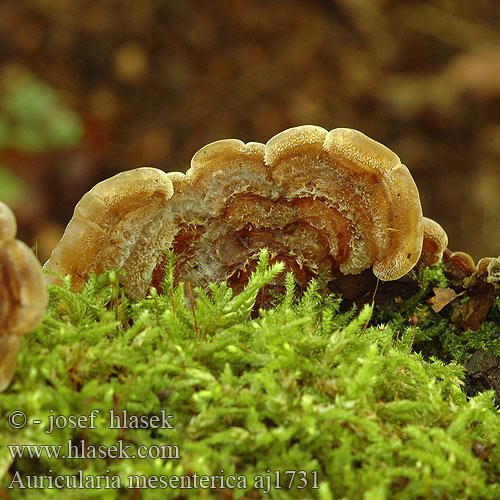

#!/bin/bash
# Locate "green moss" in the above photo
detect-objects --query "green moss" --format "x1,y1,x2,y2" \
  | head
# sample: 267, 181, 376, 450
1, 250, 500, 499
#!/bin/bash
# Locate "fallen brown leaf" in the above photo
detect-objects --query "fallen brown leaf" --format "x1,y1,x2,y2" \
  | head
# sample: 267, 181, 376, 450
427, 286, 460, 313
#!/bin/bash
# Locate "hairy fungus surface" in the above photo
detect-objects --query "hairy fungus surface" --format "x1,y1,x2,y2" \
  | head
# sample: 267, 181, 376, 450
45, 126, 445, 300
0, 201, 48, 392
44, 168, 175, 297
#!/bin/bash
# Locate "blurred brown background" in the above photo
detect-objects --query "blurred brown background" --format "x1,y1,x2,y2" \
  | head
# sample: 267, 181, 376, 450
0, 0, 499, 263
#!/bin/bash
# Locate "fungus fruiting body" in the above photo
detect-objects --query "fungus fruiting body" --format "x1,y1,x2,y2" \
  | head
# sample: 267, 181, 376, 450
44, 125, 447, 300
0, 201, 48, 391
418, 217, 449, 268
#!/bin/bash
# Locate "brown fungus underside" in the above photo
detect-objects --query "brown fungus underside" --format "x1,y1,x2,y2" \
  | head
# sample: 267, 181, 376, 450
44, 125, 447, 304
0, 201, 48, 392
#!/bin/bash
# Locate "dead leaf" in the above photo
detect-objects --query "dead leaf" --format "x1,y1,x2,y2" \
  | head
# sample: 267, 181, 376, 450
427, 286, 459, 313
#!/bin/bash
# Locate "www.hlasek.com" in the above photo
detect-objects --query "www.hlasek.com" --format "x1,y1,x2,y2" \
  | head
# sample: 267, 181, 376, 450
6, 409, 320, 493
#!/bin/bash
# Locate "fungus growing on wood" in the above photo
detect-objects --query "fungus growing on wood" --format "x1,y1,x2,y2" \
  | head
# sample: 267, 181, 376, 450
0, 201, 48, 391
443, 249, 477, 287
45, 126, 442, 300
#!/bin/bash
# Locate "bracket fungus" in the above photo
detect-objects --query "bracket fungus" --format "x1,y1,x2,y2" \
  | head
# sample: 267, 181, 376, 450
439, 252, 500, 331
418, 217, 449, 268
0, 201, 48, 392
44, 125, 447, 301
